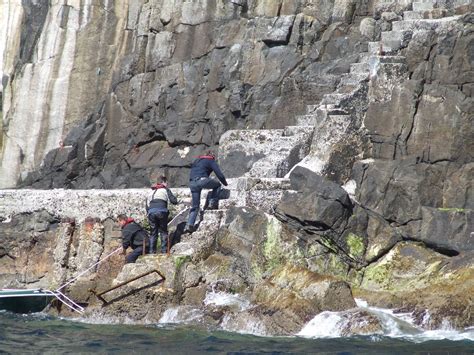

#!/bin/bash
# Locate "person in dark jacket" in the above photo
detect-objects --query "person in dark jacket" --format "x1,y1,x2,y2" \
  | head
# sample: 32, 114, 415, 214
185, 151, 227, 233
146, 175, 178, 254
118, 214, 149, 263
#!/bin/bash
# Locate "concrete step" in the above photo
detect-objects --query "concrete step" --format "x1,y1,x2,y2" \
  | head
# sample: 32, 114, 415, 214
412, 0, 470, 11
245, 132, 312, 178
339, 72, 370, 86
220, 124, 312, 179
234, 177, 291, 191
377, 55, 407, 64
413, 1, 435, 12
308, 113, 352, 163
284, 125, 315, 136
220, 129, 285, 144
358, 52, 371, 63
381, 30, 412, 52
320, 93, 352, 106
368, 41, 383, 56
454, 0, 472, 7
392, 16, 461, 31
403, 11, 423, 20
173, 176, 294, 212
225, 176, 291, 192
306, 104, 319, 114
314, 105, 349, 119
350, 62, 370, 74
296, 114, 316, 126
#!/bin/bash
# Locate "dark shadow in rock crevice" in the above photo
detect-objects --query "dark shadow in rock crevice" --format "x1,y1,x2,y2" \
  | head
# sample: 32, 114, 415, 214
402, 237, 460, 257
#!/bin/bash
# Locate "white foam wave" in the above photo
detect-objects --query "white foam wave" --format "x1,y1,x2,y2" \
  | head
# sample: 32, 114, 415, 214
298, 312, 345, 338
158, 306, 204, 324
203, 291, 251, 311
299, 298, 474, 342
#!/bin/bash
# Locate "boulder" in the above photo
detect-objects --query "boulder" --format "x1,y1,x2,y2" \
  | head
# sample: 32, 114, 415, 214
250, 265, 356, 334
418, 207, 473, 253
275, 166, 353, 233
357, 248, 474, 330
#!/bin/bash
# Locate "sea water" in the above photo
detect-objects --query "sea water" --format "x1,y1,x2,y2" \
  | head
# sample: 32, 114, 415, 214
1, 311, 473, 354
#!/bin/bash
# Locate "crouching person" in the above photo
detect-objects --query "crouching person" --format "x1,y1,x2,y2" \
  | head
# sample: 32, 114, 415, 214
117, 214, 149, 263
146, 175, 178, 254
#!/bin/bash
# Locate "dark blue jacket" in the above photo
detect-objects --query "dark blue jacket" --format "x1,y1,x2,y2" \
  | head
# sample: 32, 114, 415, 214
189, 157, 227, 186
121, 220, 149, 249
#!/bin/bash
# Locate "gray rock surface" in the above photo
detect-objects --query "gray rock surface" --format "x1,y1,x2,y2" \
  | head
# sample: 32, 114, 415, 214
0, 0, 473, 334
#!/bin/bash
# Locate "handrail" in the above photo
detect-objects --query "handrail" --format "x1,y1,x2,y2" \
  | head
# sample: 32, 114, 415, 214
90, 269, 165, 305
56, 247, 122, 292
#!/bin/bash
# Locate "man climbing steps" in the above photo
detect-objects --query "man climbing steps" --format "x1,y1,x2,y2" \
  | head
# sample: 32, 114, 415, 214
185, 151, 228, 233
146, 175, 178, 254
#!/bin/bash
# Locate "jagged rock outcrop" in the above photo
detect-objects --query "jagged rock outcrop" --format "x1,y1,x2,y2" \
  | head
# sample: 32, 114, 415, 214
0, 0, 473, 335
1, 0, 369, 188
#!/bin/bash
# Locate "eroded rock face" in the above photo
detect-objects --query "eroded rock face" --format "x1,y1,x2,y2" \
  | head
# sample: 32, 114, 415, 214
0, 0, 473, 335
1, 0, 369, 188
0, 211, 59, 288
0, 205, 360, 335
356, 243, 474, 329
276, 166, 353, 233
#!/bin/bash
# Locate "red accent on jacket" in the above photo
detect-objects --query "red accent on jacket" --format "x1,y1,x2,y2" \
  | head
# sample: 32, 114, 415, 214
151, 183, 166, 190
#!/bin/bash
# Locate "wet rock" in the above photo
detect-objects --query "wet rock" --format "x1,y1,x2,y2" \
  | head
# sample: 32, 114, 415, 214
299, 309, 384, 337
199, 253, 248, 293
223, 264, 357, 335
221, 305, 301, 336
339, 309, 384, 336
360, 242, 448, 292
182, 284, 207, 306
253, 265, 356, 314
357, 250, 474, 330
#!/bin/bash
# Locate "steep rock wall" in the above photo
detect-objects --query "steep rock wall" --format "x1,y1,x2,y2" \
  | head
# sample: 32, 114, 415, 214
1, 0, 368, 188
0, 0, 472, 335
0, 0, 130, 187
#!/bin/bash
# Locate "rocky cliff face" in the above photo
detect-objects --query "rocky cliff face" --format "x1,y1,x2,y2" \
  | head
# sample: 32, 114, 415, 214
0, 0, 473, 336
1, 0, 375, 188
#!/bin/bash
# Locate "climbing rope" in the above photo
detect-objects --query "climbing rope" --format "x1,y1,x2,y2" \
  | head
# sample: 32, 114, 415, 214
56, 247, 122, 292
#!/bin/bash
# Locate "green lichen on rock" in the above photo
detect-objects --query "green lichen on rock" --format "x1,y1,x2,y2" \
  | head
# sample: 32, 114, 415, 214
174, 255, 190, 270
262, 215, 285, 271
250, 260, 264, 280
308, 251, 350, 280
437, 207, 465, 213
319, 236, 338, 253
366, 244, 383, 262
346, 233, 365, 259
287, 246, 305, 266
360, 242, 450, 292
361, 261, 392, 290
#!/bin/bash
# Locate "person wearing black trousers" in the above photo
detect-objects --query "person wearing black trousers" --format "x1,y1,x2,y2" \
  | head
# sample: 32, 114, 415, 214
118, 214, 149, 263
146, 176, 178, 254
185, 152, 227, 233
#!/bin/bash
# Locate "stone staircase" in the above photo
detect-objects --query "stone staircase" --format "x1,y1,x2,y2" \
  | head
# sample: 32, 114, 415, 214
172, 0, 470, 254
381, 14, 465, 53
219, 125, 313, 179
